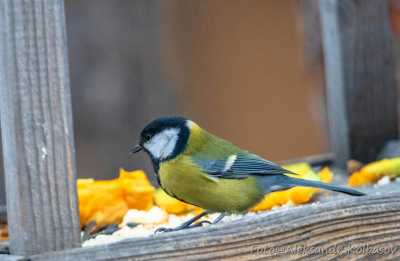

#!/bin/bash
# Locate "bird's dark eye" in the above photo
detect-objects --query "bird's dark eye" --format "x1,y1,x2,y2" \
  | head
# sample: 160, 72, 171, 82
144, 134, 151, 142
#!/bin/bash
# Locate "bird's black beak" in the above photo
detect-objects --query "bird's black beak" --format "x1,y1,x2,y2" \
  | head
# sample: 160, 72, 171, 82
129, 144, 143, 154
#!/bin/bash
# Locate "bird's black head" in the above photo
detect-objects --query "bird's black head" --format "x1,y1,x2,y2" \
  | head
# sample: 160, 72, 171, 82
130, 117, 190, 164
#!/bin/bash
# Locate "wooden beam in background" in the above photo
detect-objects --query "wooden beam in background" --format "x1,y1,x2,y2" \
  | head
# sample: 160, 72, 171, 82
319, 0, 399, 166
0, 0, 80, 255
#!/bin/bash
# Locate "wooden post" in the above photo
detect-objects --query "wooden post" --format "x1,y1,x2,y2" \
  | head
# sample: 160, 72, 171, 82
0, 0, 80, 256
319, 0, 398, 166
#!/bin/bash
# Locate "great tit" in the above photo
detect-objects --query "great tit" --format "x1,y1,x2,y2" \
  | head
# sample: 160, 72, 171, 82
130, 116, 364, 232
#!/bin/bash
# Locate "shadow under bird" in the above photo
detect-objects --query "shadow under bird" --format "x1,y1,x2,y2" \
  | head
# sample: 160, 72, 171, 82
130, 116, 365, 232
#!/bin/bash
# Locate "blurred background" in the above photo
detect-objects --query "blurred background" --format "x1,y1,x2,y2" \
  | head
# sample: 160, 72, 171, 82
64, 0, 328, 185
4, 0, 400, 205
0, 0, 336, 205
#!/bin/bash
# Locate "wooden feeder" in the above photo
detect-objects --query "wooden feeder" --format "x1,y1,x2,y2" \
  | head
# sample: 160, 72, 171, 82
0, 0, 400, 260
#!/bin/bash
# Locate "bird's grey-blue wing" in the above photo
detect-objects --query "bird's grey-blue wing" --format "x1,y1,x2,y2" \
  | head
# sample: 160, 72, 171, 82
193, 153, 296, 179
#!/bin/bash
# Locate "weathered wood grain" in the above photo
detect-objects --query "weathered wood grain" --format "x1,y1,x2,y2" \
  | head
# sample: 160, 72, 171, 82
319, 0, 398, 166
30, 191, 400, 261
0, 0, 80, 256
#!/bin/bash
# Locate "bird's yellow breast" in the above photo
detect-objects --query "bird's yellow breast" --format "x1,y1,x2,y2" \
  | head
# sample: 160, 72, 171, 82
158, 155, 264, 213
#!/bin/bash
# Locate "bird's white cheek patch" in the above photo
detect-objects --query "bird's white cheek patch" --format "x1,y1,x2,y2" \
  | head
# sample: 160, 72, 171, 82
144, 128, 180, 160
144, 136, 166, 159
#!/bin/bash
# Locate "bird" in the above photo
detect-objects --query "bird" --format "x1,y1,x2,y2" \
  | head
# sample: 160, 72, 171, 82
130, 116, 364, 232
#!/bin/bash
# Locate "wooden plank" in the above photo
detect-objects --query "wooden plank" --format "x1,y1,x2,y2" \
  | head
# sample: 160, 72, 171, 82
31, 188, 400, 260
319, 0, 398, 166
0, 0, 80, 255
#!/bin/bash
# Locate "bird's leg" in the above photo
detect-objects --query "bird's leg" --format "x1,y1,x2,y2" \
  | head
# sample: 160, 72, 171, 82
189, 212, 226, 228
177, 210, 210, 228
212, 213, 225, 224
155, 210, 210, 233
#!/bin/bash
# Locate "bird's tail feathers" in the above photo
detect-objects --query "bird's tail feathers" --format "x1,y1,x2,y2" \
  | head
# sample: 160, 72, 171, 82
286, 177, 365, 196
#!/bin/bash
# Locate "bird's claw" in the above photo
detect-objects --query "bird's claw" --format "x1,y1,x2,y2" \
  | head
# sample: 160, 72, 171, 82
154, 227, 175, 234
154, 220, 211, 234
194, 220, 212, 227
